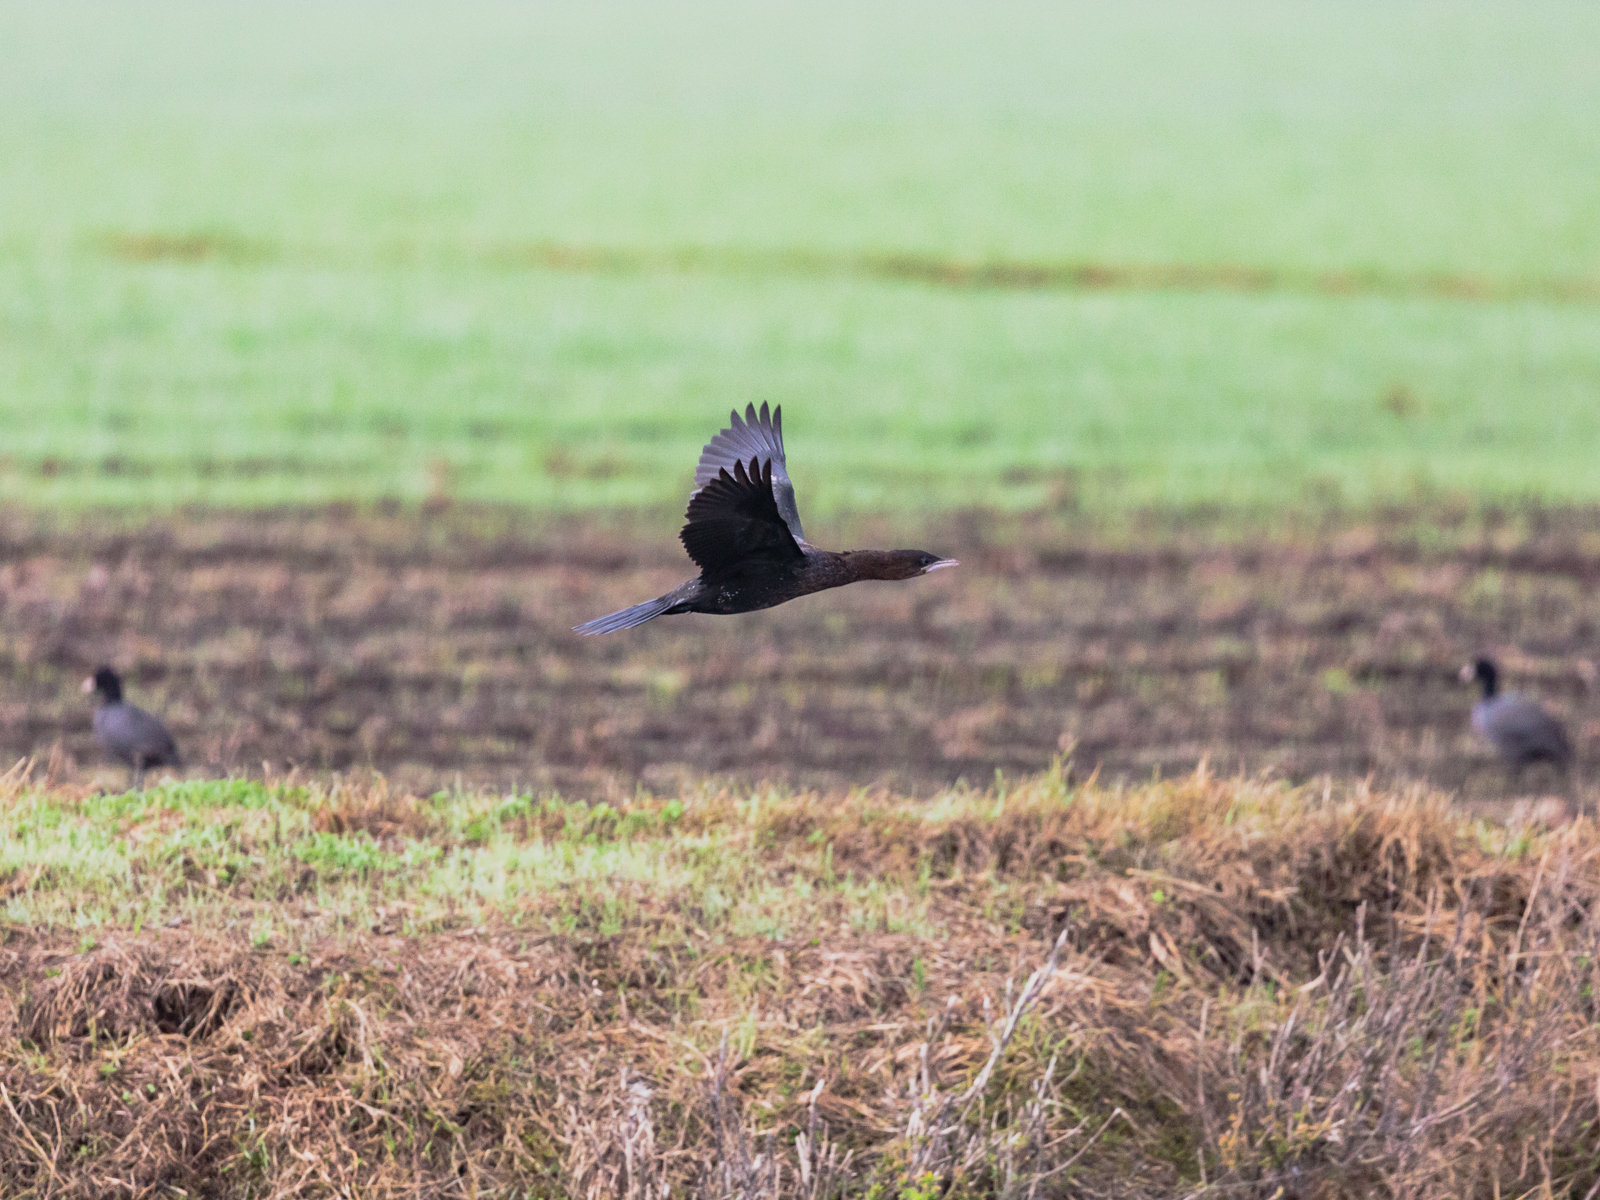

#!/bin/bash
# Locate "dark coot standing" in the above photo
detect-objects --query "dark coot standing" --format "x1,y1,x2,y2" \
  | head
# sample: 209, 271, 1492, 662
82, 666, 182, 790
1461, 657, 1572, 777
575, 403, 957, 634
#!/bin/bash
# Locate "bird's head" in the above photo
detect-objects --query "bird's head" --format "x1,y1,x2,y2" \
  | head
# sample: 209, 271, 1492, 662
83, 666, 123, 703
912, 551, 959, 576
1460, 657, 1497, 697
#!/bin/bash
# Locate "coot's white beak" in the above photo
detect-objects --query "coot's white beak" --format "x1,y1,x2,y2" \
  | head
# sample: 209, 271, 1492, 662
1458, 663, 1475, 683
81, 676, 95, 694
923, 558, 959, 573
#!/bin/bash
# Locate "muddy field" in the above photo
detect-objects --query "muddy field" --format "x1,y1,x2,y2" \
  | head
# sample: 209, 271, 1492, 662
1, 504, 1597, 801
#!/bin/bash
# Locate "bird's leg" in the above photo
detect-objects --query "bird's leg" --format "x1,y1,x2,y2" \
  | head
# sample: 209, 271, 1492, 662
132, 763, 145, 792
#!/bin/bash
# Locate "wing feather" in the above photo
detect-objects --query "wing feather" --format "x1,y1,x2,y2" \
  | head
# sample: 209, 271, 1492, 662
692, 402, 806, 544
680, 457, 804, 574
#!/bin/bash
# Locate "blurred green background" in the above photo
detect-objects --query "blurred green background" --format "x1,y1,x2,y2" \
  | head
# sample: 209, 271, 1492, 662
1, 1, 1597, 513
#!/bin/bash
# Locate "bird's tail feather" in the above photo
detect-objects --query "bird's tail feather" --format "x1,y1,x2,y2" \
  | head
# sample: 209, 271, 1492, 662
574, 595, 679, 635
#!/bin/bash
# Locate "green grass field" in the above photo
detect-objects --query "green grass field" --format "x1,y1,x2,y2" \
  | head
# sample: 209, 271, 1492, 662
2, 1, 1598, 512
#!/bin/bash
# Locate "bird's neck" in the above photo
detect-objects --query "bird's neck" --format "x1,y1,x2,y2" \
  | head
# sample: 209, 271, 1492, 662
839, 549, 916, 581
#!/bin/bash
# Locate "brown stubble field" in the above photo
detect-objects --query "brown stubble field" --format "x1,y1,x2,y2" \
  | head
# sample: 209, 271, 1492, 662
1, 502, 1596, 806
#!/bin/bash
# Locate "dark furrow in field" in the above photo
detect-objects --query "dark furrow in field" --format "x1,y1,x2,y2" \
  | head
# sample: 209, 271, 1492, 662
1, 506, 1597, 800
99, 231, 1600, 307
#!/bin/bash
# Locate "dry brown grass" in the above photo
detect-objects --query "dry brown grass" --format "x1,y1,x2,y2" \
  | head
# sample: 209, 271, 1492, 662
0, 766, 1597, 1196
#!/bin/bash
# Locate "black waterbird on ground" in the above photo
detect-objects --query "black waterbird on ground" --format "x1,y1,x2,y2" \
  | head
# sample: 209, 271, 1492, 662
575, 403, 957, 634
82, 666, 182, 789
1461, 657, 1572, 776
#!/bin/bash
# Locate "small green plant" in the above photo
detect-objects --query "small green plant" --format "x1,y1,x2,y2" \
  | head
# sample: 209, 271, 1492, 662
293, 831, 396, 880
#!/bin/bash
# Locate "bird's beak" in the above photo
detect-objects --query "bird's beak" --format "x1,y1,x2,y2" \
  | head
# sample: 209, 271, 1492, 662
1458, 663, 1474, 683
81, 676, 95, 694
923, 558, 959, 573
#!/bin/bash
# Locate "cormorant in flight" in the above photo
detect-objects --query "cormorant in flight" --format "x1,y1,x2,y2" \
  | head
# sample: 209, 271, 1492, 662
576, 404, 956, 634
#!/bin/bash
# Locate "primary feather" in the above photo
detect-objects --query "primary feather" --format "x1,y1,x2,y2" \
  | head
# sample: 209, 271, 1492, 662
692, 402, 807, 545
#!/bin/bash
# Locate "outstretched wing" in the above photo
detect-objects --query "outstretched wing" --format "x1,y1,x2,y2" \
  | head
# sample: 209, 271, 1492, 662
680, 457, 804, 575
693, 402, 806, 545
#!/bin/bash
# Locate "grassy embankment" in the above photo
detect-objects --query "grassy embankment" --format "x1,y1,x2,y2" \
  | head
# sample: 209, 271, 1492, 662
2, 2, 1598, 513
0, 762, 1596, 1196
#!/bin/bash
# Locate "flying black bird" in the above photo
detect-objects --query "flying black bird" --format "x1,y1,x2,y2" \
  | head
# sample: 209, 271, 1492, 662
1461, 657, 1572, 775
575, 403, 956, 634
82, 666, 182, 789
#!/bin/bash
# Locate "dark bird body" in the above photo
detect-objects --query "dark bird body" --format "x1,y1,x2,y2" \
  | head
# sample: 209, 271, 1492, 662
576, 404, 956, 634
83, 667, 182, 789
1462, 657, 1572, 773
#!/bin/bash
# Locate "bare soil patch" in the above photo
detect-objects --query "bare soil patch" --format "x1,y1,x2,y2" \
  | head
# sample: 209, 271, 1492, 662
1, 504, 1597, 802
